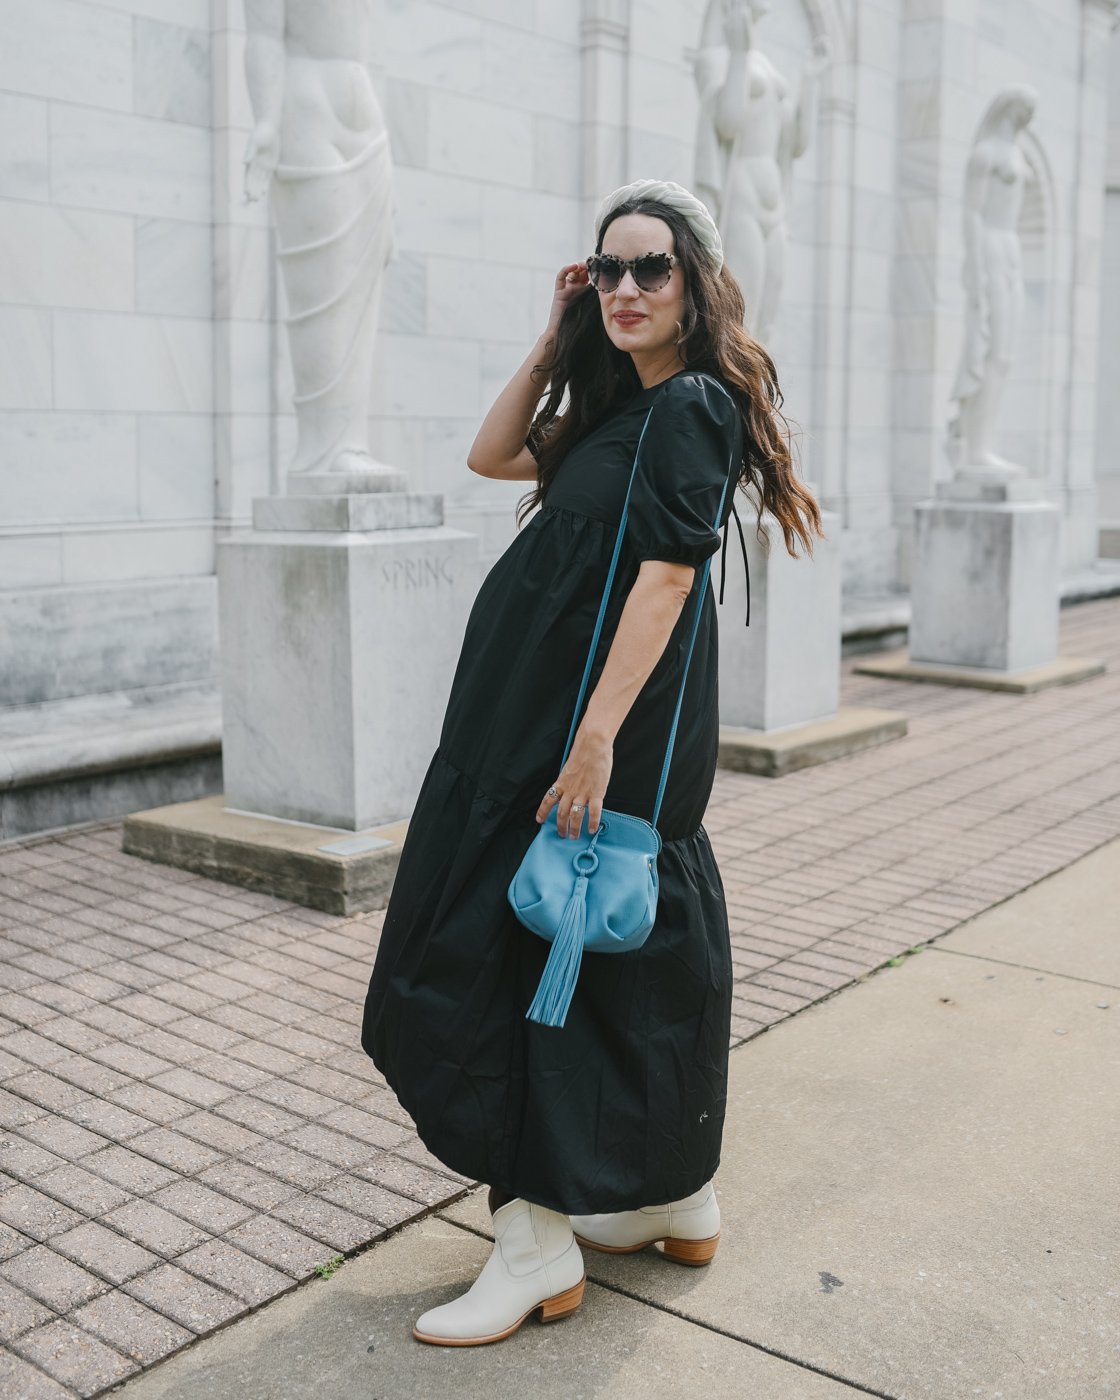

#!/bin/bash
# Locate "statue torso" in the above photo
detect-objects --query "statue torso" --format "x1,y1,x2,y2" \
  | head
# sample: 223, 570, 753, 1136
731, 52, 789, 161
722, 51, 789, 220
975, 138, 1029, 234
280, 0, 385, 167
285, 0, 370, 61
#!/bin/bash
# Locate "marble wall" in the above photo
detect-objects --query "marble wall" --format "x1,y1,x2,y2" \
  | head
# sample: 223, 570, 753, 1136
0, 0, 219, 704
1, 0, 1117, 718
367, 1, 585, 537
0, 0, 216, 597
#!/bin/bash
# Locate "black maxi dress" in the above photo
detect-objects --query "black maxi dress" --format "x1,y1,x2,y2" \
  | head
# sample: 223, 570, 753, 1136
362, 370, 741, 1216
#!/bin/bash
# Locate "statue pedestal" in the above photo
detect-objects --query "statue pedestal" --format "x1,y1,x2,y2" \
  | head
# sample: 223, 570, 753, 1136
853, 476, 1103, 694
719, 509, 842, 732
219, 494, 478, 830
911, 477, 1059, 673
124, 490, 478, 912
716, 509, 907, 776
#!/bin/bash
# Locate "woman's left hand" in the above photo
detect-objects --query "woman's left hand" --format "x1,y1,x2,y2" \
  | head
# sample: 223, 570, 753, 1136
536, 726, 613, 839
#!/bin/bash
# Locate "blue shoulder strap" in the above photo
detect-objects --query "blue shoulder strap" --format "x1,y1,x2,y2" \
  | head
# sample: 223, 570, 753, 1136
560, 391, 736, 831
650, 466, 731, 828
559, 407, 655, 771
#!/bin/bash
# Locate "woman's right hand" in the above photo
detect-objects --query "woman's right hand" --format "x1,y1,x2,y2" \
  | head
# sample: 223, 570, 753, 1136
544, 262, 590, 338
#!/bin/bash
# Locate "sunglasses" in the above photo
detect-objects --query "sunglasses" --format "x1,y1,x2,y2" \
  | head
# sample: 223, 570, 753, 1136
586, 252, 679, 294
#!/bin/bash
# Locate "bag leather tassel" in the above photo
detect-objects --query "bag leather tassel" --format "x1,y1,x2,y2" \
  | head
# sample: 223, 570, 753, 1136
526, 871, 588, 1028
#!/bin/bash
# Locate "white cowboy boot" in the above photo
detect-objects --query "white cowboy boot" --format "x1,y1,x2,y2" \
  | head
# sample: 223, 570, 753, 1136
413, 1198, 585, 1345
570, 1181, 721, 1266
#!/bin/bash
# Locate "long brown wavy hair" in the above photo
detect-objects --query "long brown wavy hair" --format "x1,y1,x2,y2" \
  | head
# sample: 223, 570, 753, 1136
522, 197, 822, 556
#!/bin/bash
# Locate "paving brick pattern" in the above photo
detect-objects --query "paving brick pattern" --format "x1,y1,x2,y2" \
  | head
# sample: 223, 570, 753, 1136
0, 596, 1117, 1396
0, 840, 468, 1396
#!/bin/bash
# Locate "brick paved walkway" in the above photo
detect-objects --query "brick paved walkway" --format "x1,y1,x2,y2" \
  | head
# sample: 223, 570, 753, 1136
0, 596, 1117, 1398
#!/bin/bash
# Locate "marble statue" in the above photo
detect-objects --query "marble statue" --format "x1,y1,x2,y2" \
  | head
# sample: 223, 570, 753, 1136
948, 85, 1038, 477
244, 0, 395, 480
694, 0, 829, 344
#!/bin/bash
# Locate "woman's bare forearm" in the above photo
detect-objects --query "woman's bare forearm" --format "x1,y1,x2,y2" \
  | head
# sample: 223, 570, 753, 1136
466, 336, 551, 480
580, 561, 696, 744
538, 558, 697, 837
468, 262, 592, 480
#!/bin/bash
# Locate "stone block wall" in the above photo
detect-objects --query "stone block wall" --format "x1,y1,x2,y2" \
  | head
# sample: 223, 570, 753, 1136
0, 0, 220, 701
1, 0, 1116, 722
0, 0, 216, 588
366, 1, 585, 541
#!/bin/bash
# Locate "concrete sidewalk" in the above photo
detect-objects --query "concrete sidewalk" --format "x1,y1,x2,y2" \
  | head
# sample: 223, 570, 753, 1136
111, 837, 1120, 1400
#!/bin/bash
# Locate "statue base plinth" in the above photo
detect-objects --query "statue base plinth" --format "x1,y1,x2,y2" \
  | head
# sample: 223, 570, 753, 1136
853, 653, 1105, 694
937, 472, 1044, 503
123, 795, 406, 915
254, 493, 443, 533
287, 467, 408, 497
909, 492, 1060, 673
717, 708, 908, 778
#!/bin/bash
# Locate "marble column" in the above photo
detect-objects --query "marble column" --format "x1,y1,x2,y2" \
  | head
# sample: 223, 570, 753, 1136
1062, 0, 1120, 567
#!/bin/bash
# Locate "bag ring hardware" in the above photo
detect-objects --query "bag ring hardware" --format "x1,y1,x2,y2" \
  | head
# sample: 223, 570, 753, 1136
573, 849, 599, 876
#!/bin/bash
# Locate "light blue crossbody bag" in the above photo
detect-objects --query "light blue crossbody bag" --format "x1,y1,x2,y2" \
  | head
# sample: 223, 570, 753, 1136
508, 405, 734, 1029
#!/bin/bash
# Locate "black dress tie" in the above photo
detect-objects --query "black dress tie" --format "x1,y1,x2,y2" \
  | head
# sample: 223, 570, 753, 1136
718, 499, 751, 626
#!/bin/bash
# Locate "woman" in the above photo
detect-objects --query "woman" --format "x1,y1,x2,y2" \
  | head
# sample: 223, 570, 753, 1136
362, 178, 820, 1346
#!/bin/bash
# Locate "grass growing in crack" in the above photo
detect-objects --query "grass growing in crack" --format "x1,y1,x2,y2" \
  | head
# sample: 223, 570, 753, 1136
315, 1254, 345, 1280
887, 946, 925, 968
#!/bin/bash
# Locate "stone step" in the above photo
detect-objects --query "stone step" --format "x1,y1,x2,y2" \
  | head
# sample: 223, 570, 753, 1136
0, 684, 221, 843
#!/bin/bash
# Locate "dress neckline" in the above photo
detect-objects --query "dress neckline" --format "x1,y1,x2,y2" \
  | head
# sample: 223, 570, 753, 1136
635, 368, 692, 396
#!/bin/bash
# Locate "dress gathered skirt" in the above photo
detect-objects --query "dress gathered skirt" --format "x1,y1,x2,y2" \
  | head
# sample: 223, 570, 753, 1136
362, 371, 741, 1216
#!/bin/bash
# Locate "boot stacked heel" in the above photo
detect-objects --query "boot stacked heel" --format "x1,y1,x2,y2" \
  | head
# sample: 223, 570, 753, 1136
576, 1230, 721, 1265
538, 1277, 585, 1321
661, 1231, 720, 1266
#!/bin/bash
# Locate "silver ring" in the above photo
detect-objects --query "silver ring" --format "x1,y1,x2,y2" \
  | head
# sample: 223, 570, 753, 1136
547, 786, 559, 798
571, 804, 586, 812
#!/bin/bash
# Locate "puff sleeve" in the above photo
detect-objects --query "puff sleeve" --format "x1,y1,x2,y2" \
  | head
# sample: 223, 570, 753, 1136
626, 375, 740, 567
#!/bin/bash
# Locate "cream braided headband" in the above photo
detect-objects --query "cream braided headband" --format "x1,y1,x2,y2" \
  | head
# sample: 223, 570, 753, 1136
594, 179, 724, 275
